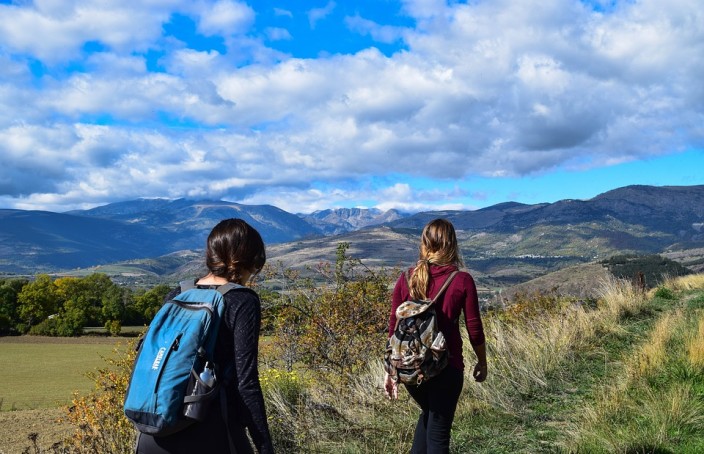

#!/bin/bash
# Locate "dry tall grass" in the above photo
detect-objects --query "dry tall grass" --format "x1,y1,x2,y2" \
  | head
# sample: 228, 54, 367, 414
464, 275, 649, 413
464, 309, 589, 412
687, 315, 704, 369
662, 273, 704, 292
565, 281, 704, 453
625, 310, 683, 382
262, 358, 418, 453
596, 274, 648, 323
262, 272, 703, 452
571, 382, 704, 453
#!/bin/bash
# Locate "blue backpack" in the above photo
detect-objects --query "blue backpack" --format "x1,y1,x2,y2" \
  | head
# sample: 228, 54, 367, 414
124, 281, 239, 436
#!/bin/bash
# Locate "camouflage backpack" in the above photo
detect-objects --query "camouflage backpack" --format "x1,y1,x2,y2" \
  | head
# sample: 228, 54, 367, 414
384, 271, 458, 385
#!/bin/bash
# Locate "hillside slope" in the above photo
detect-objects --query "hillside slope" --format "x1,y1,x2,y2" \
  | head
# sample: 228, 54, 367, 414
0, 210, 169, 272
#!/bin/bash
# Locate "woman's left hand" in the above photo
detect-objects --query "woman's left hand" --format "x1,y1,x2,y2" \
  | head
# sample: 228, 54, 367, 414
384, 373, 398, 400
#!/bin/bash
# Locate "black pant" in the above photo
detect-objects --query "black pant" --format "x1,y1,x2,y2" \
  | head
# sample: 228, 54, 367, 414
404, 366, 464, 454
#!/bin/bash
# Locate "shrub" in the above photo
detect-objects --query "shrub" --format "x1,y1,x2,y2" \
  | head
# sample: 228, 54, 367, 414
29, 314, 83, 337
62, 341, 137, 453
654, 285, 676, 300
499, 287, 573, 322
261, 368, 308, 407
267, 243, 392, 381
104, 319, 122, 336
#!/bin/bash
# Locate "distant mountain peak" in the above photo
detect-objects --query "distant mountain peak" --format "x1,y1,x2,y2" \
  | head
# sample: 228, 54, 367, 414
301, 207, 404, 235
3, 185, 704, 275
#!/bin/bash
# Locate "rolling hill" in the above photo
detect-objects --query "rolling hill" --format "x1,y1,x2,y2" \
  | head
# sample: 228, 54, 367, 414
1, 185, 703, 287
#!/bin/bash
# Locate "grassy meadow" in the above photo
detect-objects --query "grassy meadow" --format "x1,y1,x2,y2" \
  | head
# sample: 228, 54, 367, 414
0, 337, 125, 411
2, 275, 704, 453
0, 337, 127, 454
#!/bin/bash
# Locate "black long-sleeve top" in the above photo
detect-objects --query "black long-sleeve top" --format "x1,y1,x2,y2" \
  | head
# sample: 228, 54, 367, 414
136, 284, 274, 454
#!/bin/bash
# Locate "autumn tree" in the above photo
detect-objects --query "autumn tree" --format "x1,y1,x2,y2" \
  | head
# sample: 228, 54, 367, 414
16, 273, 133, 336
272, 243, 392, 381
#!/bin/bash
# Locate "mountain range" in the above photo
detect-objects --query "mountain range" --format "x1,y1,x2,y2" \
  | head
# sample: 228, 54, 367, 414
1, 185, 703, 287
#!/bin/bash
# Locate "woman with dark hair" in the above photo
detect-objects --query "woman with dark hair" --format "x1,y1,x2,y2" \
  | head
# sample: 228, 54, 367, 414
385, 218, 487, 454
137, 218, 274, 454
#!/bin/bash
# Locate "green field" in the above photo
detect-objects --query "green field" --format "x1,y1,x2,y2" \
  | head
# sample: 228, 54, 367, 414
0, 337, 125, 411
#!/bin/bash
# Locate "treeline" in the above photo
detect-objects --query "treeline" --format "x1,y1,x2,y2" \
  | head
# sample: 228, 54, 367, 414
0, 274, 171, 336
601, 253, 692, 288
2, 251, 690, 339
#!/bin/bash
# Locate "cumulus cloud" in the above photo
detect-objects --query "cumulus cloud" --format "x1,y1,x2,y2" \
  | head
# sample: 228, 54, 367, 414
307, 1, 336, 28
0, 0, 178, 62
197, 0, 254, 36
345, 15, 406, 44
0, 0, 702, 212
265, 27, 293, 41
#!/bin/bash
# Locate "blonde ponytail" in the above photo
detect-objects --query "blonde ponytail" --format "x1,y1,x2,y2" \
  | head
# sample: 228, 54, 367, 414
409, 258, 431, 300
408, 219, 463, 300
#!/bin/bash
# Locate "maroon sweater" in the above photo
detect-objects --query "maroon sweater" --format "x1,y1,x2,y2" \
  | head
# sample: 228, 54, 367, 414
388, 264, 485, 372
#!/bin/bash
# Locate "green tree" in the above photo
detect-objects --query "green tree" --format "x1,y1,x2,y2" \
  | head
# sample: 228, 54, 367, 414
82, 273, 121, 325
24, 274, 129, 336
0, 278, 28, 334
101, 284, 127, 334
601, 254, 692, 288
17, 274, 60, 327
55, 277, 90, 332
133, 284, 172, 323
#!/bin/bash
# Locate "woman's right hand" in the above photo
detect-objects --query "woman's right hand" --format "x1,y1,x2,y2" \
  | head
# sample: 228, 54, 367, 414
384, 372, 398, 400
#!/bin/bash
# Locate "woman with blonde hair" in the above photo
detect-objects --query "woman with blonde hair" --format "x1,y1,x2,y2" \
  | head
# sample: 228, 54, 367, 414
385, 218, 487, 453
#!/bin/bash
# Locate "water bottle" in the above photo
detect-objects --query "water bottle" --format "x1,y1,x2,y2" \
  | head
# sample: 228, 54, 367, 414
183, 362, 216, 421
199, 363, 216, 388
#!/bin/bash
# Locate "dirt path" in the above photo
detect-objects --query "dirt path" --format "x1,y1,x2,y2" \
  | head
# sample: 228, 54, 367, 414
0, 408, 72, 454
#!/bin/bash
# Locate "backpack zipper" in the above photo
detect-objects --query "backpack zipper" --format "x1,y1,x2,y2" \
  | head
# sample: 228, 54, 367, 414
171, 300, 215, 318
153, 333, 183, 393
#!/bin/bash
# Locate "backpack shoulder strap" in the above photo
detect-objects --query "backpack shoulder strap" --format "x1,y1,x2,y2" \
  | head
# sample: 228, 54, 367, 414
216, 282, 243, 296
179, 279, 197, 291
430, 271, 459, 304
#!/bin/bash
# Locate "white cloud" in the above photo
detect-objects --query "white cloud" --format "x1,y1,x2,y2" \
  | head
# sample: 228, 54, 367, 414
265, 27, 292, 41
197, 0, 254, 36
0, 1, 177, 61
0, 0, 703, 212
400, 0, 448, 21
345, 15, 406, 44
307, 1, 335, 29
273, 8, 293, 18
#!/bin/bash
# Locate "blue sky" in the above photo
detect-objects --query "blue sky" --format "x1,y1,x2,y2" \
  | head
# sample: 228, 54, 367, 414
0, 0, 702, 214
